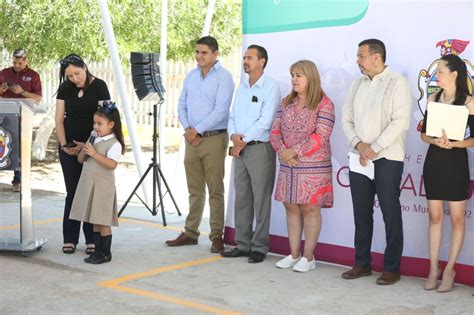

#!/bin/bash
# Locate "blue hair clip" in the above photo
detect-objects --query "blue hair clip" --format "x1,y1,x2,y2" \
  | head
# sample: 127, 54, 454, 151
60, 55, 83, 67
102, 101, 117, 114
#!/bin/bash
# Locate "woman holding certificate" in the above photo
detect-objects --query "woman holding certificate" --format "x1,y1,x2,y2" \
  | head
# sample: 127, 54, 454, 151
420, 54, 474, 292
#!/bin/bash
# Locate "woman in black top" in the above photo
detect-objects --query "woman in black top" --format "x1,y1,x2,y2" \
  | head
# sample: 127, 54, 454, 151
420, 54, 474, 292
54, 54, 111, 255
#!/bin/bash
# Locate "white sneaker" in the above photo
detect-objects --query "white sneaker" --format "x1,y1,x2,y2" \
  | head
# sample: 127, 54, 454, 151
275, 255, 301, 269
292, 257, 316, 272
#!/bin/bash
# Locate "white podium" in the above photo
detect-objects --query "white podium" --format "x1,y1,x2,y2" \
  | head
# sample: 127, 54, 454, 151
0, 98, 47, 255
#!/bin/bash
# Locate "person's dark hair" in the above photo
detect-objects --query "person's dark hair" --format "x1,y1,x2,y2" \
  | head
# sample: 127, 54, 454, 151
359, 39, 386, 63
95, 102, 126, 154
196, 36, 219, 52
57, 54, 94, 93
247, 44, 268, 69
438, 54, 470, 105
13, 48, 27, 59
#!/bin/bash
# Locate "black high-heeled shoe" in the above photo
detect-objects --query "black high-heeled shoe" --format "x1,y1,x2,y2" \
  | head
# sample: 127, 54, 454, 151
85, 246, 95, 255
62, 244, 76, 254
85, 232, 101, 256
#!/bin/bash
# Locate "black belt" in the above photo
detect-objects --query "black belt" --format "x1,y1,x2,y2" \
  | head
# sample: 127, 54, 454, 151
247, 140, 266, 146
201, 129, 227, 137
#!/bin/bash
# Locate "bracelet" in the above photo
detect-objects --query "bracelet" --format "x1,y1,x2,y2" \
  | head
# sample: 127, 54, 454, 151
355, 141, 362, 150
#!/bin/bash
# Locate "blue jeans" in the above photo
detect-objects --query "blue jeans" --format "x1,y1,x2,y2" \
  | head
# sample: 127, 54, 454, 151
348, 158, 404, 272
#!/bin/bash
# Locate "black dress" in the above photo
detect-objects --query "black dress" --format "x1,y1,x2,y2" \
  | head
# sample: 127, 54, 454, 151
422, 94, 474, 201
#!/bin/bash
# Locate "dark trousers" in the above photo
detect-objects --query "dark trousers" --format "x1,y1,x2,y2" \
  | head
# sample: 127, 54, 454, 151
59, 149, 93, 245
12, 170, 20, 184
349, 158, 404, 272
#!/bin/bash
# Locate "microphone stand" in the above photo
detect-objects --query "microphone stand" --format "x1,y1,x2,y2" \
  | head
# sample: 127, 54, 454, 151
118, 99, 181, 225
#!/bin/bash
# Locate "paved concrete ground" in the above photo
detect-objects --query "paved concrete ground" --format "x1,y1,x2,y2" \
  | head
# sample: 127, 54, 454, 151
1, 145, 473, 314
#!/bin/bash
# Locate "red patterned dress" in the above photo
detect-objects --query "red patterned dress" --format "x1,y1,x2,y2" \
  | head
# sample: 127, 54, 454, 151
270, 95, 335, 206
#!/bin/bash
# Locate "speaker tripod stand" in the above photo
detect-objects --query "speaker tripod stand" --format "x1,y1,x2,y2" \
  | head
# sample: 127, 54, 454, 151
118, 101, 181, 225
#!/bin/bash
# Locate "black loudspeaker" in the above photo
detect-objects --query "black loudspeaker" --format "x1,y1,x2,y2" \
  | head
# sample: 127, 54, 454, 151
130, 52, 165, 102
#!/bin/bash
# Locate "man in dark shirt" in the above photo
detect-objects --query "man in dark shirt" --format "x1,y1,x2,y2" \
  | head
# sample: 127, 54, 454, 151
0, 48, 42, 191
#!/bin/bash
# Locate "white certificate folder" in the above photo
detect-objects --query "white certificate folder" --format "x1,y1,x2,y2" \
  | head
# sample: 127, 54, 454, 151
348, 151, 374, 180
426, 101, 469, 141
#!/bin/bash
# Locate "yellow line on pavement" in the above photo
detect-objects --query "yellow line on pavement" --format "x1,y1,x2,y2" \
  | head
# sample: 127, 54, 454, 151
0, 217, 209, 237
119, 217, 209, 237
98, 256, 222, 286
102, 285, 240, 315
0, 218, 62, 230
119, 218, 182, 232
0, 215, 228, 313
98, 256, 240, 315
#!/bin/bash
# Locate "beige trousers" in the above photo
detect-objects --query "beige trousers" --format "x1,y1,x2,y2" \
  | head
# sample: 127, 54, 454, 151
183, 132, 228, 240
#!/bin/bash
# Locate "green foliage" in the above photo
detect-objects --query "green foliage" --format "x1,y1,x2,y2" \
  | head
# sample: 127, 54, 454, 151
0, 0, 241, 67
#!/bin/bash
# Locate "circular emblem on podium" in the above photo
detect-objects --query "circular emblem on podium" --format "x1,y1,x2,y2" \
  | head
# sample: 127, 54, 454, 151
0, 127, 13, 169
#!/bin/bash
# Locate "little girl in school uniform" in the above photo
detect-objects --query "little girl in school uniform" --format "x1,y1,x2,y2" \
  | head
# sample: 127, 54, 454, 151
69, 101, 125, 264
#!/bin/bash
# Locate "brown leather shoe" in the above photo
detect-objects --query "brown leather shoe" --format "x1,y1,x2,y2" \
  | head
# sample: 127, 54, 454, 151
12, 183, 20, 192
376, 271, 401, 285
210, 238, 224, 253
165, 233, 198, 246
341, 266, 372, 279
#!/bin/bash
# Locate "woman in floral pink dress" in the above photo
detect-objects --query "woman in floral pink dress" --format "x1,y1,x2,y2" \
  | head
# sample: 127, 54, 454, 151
270, 60, 335, 272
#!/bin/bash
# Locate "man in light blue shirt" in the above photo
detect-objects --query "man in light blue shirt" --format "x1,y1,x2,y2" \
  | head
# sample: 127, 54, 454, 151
166, 36, 234, 253
221, 45, 281, 263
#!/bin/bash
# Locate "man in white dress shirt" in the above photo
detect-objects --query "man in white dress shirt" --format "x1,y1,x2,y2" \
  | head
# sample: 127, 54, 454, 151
341, 39, 412, 285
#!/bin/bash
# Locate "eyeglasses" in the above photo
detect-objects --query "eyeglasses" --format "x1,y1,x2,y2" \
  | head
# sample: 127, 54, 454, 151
13, 48, 27, 58
60, 55, 83, 66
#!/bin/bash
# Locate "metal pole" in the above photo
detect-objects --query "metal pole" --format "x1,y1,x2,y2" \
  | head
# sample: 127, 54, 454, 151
202, 0, 216, 37
97, 0, 150, 204
159, 0, 168, 163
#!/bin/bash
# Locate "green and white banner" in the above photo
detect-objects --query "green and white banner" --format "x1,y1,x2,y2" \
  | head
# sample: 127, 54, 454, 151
225, 0, 473, 285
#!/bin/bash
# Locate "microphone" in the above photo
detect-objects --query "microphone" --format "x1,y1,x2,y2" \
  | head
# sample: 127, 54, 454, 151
84, 130, 97, 161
